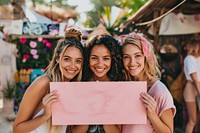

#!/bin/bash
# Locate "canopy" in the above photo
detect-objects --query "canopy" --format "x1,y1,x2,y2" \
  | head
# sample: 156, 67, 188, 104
148, 13, 200, 35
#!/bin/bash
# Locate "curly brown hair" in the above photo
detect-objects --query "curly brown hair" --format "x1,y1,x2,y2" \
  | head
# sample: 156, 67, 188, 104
83, 34, 125, 81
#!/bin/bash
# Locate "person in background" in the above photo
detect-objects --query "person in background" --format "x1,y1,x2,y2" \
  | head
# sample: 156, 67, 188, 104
71, 34, 124, 133
183, 41, 200, 133
13, 27, 84, 133
120, 33, 176, 133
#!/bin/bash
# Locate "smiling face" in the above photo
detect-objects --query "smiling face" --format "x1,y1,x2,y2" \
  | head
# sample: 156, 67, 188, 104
122, 44, 145, 79
89, 44, 111, 81
59, 46, 83, 81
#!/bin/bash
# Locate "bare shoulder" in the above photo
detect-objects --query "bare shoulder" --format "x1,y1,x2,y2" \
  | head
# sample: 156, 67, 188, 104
13, 75, 51, 128
25, 75, 51, 95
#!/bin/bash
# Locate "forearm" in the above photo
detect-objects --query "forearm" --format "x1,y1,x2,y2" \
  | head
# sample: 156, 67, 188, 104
149, 114, 172, 133
103, 125, 121, 133
194, 81, 200, 95
190, 73, 200, 95
71, 125, 89, 133
13, 114, 49, 133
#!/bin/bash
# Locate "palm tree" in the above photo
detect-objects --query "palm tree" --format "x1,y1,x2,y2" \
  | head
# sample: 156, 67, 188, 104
84, 0, 148, 35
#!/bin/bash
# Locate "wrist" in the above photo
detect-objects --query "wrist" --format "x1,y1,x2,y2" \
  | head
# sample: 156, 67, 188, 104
41, 114, 50, 121
148, 111, 158, 120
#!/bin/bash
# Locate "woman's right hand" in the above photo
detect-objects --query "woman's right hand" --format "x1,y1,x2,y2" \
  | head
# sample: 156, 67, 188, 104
140, 92, 157, 119
42, 90, 59, 119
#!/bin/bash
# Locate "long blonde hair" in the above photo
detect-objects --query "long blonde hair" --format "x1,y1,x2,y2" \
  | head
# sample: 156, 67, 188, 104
45, 27, 83, 133
120, 33, 161, 82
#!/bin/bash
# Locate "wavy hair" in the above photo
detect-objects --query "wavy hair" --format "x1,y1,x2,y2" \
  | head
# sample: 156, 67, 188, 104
83, 34, 125, 81
45, 27, 84, 82
121, 35, 161, 82
44, 27, 84, 133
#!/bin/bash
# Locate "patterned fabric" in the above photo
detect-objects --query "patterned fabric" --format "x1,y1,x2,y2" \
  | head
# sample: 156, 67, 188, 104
87, 125, 105, 133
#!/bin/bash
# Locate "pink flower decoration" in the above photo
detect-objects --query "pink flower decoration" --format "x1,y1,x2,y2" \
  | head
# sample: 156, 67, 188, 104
46, 42, 52, 48
38, 36, 43, 42
28, 68, 33, 72
29, 41, 37, 48
19, 37, 27, 44
33, 54, 39, 59
30, 49, 37, 55
23, 54, 30, 60
42, 39, 48, 44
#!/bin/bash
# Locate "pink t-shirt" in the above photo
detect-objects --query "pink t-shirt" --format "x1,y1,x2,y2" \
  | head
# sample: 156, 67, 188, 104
122, 80, 176, 133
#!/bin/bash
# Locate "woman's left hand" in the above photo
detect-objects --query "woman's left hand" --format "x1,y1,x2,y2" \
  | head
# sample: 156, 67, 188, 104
140, 92, 157, 118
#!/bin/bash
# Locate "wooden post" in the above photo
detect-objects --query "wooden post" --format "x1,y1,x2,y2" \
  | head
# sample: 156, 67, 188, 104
11, 0, 25, 20
153, 9, 160, 52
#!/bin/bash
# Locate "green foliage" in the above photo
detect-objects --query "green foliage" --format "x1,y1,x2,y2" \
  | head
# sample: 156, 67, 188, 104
2, 81, 16, 99
0, 0, 9, 5
84, 11, 100, 28
84, 0, 148, 34
116, 0, 148, 14
90, 0, 116, 10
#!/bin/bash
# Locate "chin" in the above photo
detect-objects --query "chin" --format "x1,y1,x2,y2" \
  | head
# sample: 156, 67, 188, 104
64, 75, 76, 81
129, 72, 139, 77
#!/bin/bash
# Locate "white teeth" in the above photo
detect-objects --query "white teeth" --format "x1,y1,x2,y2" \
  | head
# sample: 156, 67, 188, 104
67, 70, 76, 74
129, 66, 138, 70
96, 68, 104, 73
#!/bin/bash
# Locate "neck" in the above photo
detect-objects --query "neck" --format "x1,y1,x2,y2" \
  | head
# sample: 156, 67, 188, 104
92, 75, 110, 81
133, 71, 146, 81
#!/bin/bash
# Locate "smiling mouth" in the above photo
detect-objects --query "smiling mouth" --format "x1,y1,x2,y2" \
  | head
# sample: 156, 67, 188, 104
95, 68, 105, 73
66, 70, 76, 74
129, 66, 139, 70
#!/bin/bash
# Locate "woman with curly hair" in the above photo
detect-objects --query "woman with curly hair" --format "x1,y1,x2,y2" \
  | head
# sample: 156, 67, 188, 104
71, 34, 124, 133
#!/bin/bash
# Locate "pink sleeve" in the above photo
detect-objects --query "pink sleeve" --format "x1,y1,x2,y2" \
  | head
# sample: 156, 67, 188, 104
151, 81, 176, 117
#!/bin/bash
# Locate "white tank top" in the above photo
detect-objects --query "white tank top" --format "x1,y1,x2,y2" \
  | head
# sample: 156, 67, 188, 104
197, 56, 200, 80
29, 109, 67, 133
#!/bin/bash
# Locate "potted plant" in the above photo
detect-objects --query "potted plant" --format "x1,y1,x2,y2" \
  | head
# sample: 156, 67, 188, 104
2, 81, 16, 118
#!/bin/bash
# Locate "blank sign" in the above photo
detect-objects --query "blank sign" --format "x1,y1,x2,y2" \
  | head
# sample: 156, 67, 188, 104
50, 81, 147, 125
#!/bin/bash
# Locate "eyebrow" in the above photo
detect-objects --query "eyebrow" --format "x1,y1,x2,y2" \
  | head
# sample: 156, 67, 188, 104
103, 55, 111, 58
63, 55, 83, 59
123, 52, 142, 55
90, 55, 111, 57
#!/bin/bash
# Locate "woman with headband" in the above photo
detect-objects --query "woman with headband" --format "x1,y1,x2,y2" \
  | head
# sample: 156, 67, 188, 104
120, 33, 176, 133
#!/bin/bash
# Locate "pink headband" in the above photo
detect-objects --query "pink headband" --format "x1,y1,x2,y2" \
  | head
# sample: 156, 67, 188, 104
119, 32, 153, 60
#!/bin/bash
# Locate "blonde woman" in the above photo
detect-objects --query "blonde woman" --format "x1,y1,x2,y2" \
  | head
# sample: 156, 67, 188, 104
183, 41, 200, 133
13, 27, 84, 133
120, 33, 176, 133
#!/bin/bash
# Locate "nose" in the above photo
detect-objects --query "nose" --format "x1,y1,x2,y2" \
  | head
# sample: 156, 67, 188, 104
129, 57, 135, 66
70, 60, 76, 69
97, 58, 104, 66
